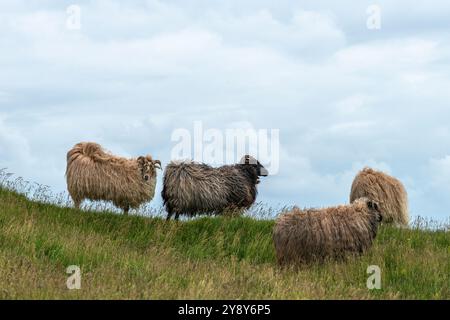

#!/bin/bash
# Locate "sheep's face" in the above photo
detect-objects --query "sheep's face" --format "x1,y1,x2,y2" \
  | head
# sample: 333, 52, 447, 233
138, 156, 162, 182
367, 200, 383, 223
240, 155, 269, 184
357, 197, 383, 222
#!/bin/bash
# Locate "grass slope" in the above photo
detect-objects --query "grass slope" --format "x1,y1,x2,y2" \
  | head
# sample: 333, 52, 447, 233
0, 187, 449, 299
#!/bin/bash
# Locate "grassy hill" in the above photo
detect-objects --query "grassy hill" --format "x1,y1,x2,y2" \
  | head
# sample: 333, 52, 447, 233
0, 186, 449, 299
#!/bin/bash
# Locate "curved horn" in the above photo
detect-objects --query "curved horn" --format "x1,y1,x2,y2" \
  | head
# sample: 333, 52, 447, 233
154, 160, 162, 169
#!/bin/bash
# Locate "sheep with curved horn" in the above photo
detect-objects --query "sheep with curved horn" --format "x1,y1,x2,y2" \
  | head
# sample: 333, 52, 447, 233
66, 142, 161, 214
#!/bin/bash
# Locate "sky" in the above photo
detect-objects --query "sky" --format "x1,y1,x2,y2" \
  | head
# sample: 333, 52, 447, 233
1, 0, 450, 221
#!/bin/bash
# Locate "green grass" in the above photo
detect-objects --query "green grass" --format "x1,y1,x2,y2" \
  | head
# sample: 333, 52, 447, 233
0, 186, 449, 299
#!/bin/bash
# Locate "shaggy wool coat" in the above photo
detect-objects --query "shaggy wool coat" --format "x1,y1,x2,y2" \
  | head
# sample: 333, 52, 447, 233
162, 160, 264, 218
66, 142, 158, 212
350, 167, 409, 225
273, 198, 382, 266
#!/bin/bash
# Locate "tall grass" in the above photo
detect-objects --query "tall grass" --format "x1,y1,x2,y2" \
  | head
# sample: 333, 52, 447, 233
0, 169, 449, 299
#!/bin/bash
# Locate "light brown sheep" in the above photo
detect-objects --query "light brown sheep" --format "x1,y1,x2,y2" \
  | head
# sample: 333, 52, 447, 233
273, 198, 382, 266
66, 142, 161, 214
350, 167, 408, 225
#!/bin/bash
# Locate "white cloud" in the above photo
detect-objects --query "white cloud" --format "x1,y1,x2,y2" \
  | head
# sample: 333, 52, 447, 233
334, 39, 438, 74
335, 94, 374, 115
1, 1, 450, 220
205, 9, 345, 57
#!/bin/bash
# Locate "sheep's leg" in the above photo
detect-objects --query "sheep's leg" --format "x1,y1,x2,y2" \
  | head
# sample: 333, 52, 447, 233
123, 206, 130, 215
175, 212, 180, 221
74, 199, 82, 210
166, 211, 173, 221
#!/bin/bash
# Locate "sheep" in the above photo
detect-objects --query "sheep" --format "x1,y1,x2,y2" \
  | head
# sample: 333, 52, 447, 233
350, 167, 409, 226
161, 155, 268, 220
273, 198, 383, 266
66, 142, 161, 214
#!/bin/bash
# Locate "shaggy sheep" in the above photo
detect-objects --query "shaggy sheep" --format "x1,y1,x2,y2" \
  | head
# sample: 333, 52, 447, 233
273, 198, 382, 266
162, 155, 268, 220
66, 142, 161, 214
350, 167, 408, 225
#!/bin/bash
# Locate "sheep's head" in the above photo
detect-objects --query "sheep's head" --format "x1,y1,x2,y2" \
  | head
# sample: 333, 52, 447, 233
240, 155, 269, 184
367, 199, 383, 223
356, 197, 383, 223
138, 155, 162, 182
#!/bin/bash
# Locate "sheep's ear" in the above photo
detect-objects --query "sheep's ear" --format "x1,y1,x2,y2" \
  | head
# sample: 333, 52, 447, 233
137, 156, 145, 166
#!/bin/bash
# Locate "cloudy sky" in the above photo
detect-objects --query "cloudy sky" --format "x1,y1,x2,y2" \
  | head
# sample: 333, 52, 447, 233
1, 0, 450, 220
